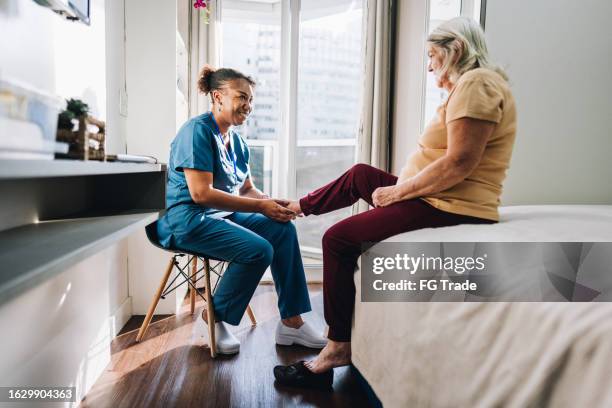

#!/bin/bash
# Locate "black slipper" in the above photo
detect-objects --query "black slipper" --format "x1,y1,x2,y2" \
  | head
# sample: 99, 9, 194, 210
273, 360, 333, 390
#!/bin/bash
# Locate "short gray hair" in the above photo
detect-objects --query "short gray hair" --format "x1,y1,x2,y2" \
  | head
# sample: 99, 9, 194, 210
427, 17, 508, 83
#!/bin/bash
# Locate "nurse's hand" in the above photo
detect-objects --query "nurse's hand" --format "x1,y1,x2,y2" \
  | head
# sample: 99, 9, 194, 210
259, 199, 297, 222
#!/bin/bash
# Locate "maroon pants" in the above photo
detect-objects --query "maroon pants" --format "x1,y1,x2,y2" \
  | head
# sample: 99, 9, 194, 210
299, 163, 495, 342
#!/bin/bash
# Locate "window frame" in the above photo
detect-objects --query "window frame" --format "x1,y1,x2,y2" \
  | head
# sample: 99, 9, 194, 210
203, 0, 364, 265
421, 0, 485, 131
278, 0, 300, 199
214, 0, 301, 200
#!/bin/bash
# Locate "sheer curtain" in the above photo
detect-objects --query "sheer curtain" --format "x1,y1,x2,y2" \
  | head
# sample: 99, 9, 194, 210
355, 0, 396, 213
189, 0, 223, 116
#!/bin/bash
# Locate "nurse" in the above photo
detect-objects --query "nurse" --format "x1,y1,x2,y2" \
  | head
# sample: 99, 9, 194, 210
157, 65, 327, 354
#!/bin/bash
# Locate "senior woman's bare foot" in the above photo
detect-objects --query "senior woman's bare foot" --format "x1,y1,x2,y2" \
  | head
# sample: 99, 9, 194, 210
304, 340, 351, 373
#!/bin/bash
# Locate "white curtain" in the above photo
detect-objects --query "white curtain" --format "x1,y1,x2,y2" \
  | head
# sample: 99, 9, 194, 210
355, 0, 396, 212
189, 0, 223, 116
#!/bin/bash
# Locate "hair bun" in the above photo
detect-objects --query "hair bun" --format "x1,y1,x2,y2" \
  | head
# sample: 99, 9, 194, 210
198, 64, 217, 95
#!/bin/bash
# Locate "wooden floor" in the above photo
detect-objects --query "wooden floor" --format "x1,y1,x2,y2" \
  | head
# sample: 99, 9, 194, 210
80, 284, 372, 408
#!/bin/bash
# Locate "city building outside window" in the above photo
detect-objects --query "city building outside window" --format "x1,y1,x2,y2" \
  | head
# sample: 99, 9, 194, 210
221, 0, 364, 265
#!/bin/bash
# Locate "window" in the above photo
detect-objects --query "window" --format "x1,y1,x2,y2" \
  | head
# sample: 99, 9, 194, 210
221, 0, 364, 264
296, 0, 363, 255
222, 1, 282, 197
423, 0, 483, 127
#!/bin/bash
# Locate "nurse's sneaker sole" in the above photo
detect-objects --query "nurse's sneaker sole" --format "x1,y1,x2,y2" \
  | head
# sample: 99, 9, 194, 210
275, 320, 328, 349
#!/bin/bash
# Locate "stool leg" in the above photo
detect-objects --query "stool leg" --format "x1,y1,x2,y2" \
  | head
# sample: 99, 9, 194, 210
203, 258, 216, 358
190, 256, 197, 315
136, 256, 175, 342
246, 305, 257, 326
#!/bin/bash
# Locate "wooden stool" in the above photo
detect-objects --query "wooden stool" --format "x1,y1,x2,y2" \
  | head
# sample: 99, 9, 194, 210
135, 221, 256, 358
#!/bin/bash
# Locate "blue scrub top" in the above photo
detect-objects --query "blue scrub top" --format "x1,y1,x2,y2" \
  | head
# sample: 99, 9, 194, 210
157, 112, 251, 247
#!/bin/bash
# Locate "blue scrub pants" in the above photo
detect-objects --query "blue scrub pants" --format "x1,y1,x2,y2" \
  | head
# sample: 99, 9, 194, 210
158, 208, 312, 325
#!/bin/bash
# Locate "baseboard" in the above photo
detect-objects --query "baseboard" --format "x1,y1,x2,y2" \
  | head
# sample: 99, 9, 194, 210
110, 296, 133, 337
351, 364, 383, 408
197, 268, 322, 286
260, 267, 322, 284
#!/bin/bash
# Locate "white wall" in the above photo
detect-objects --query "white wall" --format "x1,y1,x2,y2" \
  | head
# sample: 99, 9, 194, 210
125, 0, 176, 162
392, 0, 612, 206
104, 0, 128, 154
485, 0, 612, 205
125, 0, 180, 315
0, 0, 107, 119
0, 242, 131, 404
0, 0, 131, 402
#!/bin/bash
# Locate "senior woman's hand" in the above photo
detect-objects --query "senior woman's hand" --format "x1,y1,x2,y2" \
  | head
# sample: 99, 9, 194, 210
372, 185, 400, 207
259, 199, 297, 222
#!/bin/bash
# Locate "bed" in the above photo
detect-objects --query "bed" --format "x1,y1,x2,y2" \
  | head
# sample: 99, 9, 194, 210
352, 205, 612, 407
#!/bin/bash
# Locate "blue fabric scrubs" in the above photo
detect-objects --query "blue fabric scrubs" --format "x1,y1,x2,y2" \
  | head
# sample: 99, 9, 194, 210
157, 112, 311, 324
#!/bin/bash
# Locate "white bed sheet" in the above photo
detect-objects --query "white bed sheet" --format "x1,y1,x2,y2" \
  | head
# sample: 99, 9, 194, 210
352, 205, 612, 408
385, 205, 612, 242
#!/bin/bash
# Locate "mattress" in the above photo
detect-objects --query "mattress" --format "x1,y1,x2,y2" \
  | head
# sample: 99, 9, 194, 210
352, 205, 612, 408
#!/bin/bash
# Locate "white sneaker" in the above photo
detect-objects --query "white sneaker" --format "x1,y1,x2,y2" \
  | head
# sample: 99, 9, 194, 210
213, 322, 240, 354
275, 320, 328, 349
201, 312, 240, 355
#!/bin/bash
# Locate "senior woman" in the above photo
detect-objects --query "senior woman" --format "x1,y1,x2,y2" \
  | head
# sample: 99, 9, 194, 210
157, 66, 327, 354
274, 17, 517, 389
